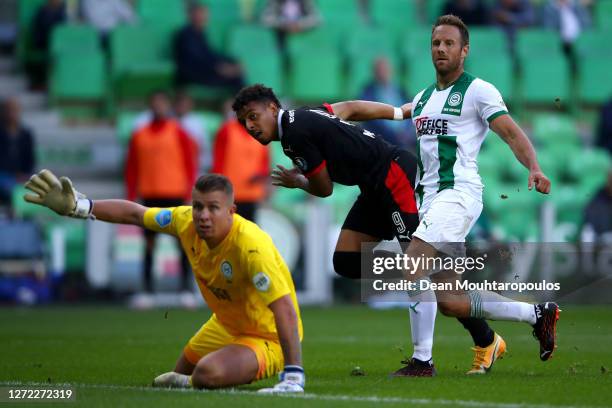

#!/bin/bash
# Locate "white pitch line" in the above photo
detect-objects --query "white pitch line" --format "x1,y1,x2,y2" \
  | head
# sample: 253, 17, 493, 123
0, 381, 602, 408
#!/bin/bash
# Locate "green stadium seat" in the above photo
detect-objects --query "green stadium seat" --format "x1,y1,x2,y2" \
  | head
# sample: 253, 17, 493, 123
50, 24, 100, 58
466, 53, 513, 101
289, 51, 343, 101
567, 149, 611, 195
404, 52, 436, 95
346, 27, 395, 59
110, 26, 174, 99
329, 184, 360, 224
369, 0, 418, 39
286, 26, 341, 57
401, 27, 432, 61
575, 30, 610, 56
316, 0, 362, 30
16, 0, 46, 66
516, 29, 563, 59
521, 54, 570, 104
516, 30, 569, 104
484, 181, 540, 241
227, 25, 277, 57
238, 51, 284, 95
596, 0, 612, 29
50, 51, 107, 103
532, 114, 580, 148
468, 27, 507, 58
137, 0, 186, 30
200, 0, 244, 48
578, 57, 612, 104
426, 0, 446, 23
116, 111, 137, 145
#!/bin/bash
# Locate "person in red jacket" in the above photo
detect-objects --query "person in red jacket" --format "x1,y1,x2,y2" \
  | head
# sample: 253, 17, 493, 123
211, 105, 270, 221
125, 90, 197, 298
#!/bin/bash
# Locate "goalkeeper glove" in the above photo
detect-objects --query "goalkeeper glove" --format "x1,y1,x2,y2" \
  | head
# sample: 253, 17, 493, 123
23, 169, 94, 219
257, 365, 304, 394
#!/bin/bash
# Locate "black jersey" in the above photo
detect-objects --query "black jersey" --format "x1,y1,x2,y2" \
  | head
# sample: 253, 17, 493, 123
278, 104, 399, 189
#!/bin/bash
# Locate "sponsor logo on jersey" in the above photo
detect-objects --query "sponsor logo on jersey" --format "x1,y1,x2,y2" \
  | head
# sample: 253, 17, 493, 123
253, 272, 271, 292
288, 110, 295, 123
221, 261, 233, 282
293, 157, 307, 172
415, 116, 449, 137
448, 92, 462, 107
154, 209, 172, 228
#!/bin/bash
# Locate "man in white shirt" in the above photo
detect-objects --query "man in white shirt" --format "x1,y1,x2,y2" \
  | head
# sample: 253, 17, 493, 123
345, 15, 559, 376
82, 0, 135, 37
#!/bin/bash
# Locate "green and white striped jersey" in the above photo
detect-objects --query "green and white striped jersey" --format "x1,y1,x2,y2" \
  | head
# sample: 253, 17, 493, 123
411, 72, 507, 209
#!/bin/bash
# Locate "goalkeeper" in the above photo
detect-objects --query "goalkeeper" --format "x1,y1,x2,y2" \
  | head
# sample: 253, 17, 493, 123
23, 170, 305, 393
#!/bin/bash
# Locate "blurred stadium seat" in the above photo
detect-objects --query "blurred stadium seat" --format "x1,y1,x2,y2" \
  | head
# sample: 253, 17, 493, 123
50, 24, 99, 58
110, 25, 174, 100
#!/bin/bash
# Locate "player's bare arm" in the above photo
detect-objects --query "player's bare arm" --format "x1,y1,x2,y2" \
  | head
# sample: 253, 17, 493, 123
92, 200, 148, 226
330, 100, 412, 121
489, 114, 551, 194
271, 164, 333, 197
269, 295, 302, 366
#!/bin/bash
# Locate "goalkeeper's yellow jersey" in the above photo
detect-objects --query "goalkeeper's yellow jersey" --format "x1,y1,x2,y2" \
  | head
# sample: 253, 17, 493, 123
143, 207, 303, 341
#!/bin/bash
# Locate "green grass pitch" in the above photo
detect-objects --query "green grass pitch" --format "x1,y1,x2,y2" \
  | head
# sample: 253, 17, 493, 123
1, 305, 611, 407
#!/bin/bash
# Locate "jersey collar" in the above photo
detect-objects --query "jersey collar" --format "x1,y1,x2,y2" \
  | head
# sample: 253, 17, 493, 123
277, 109, 285, 140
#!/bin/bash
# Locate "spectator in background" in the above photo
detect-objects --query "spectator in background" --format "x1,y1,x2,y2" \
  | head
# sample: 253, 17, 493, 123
261, 0, 320, 51
211, 102, 270, 222
81, 0, 136, 45
442, 0, 489, 26
30, 0, 66, 87
542, 0, 591, 74
125, 91, 197, 302
0, 98, 36, 211
597, 98, 612, 155
133, 91, 211, 174
491, 0, 535, 52
582, 170, 612, 243
174, 3, 244, 92
358, 57, 415, 149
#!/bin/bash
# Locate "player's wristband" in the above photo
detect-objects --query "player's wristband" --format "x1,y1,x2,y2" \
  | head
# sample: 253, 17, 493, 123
280, 365, 305, 387
72, 198, 95, 220
393, 106, 404, 121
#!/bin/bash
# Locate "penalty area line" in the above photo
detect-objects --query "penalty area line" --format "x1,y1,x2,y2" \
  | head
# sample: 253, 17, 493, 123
0, 381, 599, 408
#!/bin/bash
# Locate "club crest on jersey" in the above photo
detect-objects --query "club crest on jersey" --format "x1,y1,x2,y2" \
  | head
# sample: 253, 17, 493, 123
293, 157, 307, 172
221, 261, 233, 281
253, 272, 271, 292
448, 92, 462, 107
154, 209, 172, 228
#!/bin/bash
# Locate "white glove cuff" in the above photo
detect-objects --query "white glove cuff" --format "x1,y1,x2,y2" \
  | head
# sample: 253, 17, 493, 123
393, 106, 404, 121
72, 198, 94, 219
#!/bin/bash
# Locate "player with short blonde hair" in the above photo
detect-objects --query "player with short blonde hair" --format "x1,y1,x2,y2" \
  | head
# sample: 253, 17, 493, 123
23, 170, 304, 393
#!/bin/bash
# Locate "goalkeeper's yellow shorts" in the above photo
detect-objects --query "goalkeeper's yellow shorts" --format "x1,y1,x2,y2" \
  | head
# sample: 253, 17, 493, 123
183, 315, 283, 380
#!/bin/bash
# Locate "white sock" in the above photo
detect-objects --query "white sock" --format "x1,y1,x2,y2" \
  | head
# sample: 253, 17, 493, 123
407, 289, 437, 362
469, 291, 536, 325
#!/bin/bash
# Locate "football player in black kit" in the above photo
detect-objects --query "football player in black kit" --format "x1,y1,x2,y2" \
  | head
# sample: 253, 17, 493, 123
232, 84, 503, 377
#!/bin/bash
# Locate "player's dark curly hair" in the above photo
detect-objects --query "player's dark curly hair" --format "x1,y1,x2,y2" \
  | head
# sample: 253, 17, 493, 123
231, 84, 281, 113
433, 14, 469, 46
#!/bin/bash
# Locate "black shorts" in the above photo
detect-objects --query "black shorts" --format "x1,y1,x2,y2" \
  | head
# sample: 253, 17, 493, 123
342, 149, 419, 243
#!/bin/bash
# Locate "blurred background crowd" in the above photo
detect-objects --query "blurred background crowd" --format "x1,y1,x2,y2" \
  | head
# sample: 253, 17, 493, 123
0, 0, 610, 305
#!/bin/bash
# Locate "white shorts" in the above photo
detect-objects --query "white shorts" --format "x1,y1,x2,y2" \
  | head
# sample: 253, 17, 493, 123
413, 189, 483, 257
